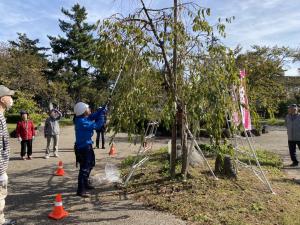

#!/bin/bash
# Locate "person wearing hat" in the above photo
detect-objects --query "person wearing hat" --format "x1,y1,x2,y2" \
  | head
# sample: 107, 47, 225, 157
73, 102, 106, 198
285, 104, 300, 167
44, 109, 62, 159
0, 85, 16, 225
16, 110, 35, 160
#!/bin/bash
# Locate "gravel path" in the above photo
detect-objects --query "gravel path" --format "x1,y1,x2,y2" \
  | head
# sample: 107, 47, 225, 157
5, 126, 186, 225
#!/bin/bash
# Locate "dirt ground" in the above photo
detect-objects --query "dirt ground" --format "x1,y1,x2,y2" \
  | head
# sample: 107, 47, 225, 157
5, 126, 186, 225
3, 125, 297, 225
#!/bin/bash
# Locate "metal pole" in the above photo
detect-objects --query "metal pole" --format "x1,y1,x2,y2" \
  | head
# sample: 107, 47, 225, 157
110, 53, 130, 97
185, 125, 218, 180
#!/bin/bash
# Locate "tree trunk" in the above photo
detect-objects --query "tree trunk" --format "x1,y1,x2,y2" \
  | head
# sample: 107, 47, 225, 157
170, 116, 177, 178
170, 0, 178, 179
78, 58, 82, 71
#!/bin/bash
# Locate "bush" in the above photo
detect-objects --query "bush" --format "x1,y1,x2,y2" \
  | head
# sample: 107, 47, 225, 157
6, 113, 47, 127
30, 113, 48, 126
59, 118, 74, 127
6, 114, 20, 124
9, 91, 40, 114
200, 144, 283, 168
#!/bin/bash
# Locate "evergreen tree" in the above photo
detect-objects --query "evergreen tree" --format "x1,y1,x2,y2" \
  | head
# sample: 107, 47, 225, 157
9, 33, 49, 58
48, 3, 97, 101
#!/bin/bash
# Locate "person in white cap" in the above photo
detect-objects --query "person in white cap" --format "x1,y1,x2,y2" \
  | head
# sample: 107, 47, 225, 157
44, 109, 62, 159
73, 102, 107, 198
0, 85, 16, 225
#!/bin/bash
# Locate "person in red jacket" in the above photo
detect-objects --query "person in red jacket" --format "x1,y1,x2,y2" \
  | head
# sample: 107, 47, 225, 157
16, 110, 35, 160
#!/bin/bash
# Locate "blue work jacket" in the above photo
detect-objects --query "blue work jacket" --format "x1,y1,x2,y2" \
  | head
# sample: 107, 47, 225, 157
74, 108, 106, 149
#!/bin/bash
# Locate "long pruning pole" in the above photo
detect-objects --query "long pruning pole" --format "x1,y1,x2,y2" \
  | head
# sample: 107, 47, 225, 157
109, 53, 130, 98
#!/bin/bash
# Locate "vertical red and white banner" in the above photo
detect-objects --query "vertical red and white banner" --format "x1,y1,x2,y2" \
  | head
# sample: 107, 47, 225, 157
239, 69, 252, 130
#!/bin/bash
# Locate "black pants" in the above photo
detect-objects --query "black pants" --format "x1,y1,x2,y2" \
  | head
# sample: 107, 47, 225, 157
21, 140, 32, 157
96, 128, 105, 148
288, 141, 300, 164
76, 145, 95, 194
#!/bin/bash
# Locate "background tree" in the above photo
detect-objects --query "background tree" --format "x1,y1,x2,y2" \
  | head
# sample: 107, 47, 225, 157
94, 0, 238, 178
0, 40, 48, 98
236, 46, 289, 120
48, 3, 99, 102
9, 33, 49, 58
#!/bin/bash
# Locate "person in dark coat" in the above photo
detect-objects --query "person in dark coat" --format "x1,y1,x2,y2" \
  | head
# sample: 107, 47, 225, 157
95, 105, 108, 149
285, 104, 300, 166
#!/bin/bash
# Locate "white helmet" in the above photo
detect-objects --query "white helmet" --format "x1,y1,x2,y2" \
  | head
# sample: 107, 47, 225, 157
74, 102, 89, 116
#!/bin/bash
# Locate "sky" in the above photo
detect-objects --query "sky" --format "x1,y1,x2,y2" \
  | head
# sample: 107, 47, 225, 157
0, 0, 299, 75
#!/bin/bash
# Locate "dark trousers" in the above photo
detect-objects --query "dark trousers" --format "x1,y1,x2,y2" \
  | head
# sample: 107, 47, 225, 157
21, 140, 32, 157
96, 128, 105, 148
288, 141, 300, 164
76, 145, 95, 194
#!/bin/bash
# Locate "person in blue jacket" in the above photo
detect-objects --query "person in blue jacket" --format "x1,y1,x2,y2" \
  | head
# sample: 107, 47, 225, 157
95, 105, 108, 149
73, 102, 107, 198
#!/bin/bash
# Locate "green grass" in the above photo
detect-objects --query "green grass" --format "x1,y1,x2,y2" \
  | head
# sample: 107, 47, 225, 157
199, 144, 283, 169
59, 118, 74, 127
7, 123, 16, 134
238, 148, 283, 168
121, 148, 300, 225
261, 118, 285, 126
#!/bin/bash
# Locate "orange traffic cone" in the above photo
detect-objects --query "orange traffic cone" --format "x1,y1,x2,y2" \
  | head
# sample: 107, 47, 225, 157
55, 161, 65, 176
48, 194, 69, 220
109, 143, 117, 156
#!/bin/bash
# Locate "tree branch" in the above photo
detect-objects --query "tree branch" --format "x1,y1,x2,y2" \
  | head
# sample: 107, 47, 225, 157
139, 0, 173, 92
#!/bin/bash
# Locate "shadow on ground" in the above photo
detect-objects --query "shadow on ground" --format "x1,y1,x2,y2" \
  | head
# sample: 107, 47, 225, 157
5, 162, 149, 225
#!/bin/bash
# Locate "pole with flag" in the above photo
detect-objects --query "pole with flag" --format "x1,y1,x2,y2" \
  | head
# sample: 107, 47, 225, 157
239, 69, 252, 131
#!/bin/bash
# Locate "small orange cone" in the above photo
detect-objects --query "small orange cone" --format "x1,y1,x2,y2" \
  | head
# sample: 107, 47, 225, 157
48, 194, 69, 220
55, 161, 65, 176
109, 143, 117, 156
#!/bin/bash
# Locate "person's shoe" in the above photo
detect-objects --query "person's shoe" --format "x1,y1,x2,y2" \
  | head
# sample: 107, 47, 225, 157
95, 145, 99, 149
101, 146, 105, 149
21, 156, 26, 160
3, 218, 17, 225
289, 162, 299, 167
76, 192, 90, 198
44, 155, 50, 159
53, 153, 59, 158
27, 156, 32, 160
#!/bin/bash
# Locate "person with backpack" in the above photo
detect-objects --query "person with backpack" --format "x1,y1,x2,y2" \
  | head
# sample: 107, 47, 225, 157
44, 109, 62, 159
16, 110, 35, 160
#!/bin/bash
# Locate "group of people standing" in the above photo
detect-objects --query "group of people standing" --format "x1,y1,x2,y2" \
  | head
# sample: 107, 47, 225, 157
14, 103, 107, 161
0, 84, 108, 224
15, 108, 63, 160
15, 100, 108, 199
0, 84, 299, 224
